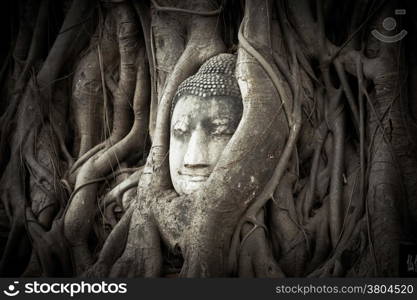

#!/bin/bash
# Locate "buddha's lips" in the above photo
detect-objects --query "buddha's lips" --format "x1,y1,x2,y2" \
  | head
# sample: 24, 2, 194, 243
178, 170, 210, 181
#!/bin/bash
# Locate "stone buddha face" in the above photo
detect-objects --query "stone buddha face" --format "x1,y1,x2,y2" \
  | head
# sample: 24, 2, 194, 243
169, 94, 243, 195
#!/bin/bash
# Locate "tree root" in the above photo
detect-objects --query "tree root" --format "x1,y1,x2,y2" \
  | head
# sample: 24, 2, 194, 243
64, 10, 149, 272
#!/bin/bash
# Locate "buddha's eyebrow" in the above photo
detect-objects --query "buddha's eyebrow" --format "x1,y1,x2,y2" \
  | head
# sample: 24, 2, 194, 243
172, 115, 190, 128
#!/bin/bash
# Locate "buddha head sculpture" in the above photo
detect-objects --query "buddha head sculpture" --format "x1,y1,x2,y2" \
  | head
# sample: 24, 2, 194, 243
169, 54, 243, 195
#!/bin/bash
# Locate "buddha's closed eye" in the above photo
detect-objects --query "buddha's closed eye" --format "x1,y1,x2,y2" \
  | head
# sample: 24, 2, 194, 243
173, 120, 189, 137
173, 117, 235, 138
210, 118, 235, 136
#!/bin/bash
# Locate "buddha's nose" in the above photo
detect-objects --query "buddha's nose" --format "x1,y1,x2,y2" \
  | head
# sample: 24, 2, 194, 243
183, 127, 210, 169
